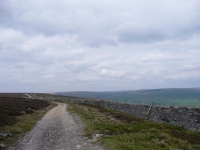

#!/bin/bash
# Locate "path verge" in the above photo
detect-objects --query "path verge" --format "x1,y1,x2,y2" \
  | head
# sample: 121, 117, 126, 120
68, 103, 200, 150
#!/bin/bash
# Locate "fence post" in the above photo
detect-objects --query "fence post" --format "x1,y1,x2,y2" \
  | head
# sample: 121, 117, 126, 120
146, 101, 154, 120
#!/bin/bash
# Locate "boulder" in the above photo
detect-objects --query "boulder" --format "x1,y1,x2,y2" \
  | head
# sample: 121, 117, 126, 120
0, 133, 12, 138
0, 143, 6, 148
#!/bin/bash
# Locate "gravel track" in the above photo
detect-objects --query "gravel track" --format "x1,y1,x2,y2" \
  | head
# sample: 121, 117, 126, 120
9, 103, 103, 150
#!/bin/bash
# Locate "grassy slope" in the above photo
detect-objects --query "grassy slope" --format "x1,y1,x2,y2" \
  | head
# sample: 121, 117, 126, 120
58, 88, 200, 107
68, 103, 200, 150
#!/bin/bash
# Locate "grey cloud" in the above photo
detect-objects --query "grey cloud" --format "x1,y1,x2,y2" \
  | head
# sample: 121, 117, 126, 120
1, 0, 200, 92
0, 1, 81, 35
0, 2, 10, 20
116, 16, 199, 44
65, 63, 93, 74
1, 0, 199, 46
117, 29, 167, 43
80, 35, 117, 47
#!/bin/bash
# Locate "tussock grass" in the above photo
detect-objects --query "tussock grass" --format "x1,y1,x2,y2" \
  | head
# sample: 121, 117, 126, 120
68, 103, 200, 150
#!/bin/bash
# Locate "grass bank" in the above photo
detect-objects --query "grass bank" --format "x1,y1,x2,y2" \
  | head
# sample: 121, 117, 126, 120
68, 103, 200, 150
0, 102, 57, 149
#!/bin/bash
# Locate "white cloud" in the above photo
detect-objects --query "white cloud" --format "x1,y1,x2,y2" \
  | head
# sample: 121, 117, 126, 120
0, 0, 200, 92
11, 74, 22, 80
43, 74, 54, 79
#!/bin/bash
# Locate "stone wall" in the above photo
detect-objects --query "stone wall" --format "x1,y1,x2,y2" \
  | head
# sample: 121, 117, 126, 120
40, 95, 200, 132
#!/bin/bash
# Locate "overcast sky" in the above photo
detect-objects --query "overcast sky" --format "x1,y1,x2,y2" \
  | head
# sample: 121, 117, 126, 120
1, 0, 200, 92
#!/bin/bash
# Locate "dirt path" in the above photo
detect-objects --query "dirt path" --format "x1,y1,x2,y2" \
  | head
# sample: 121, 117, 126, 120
10, 103, 103, 150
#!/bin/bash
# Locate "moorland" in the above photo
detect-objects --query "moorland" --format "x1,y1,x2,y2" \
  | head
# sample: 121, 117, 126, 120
0, 93, 52, 148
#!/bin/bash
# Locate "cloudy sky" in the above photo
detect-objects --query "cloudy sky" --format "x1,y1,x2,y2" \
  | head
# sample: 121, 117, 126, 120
1, 0, 200, 92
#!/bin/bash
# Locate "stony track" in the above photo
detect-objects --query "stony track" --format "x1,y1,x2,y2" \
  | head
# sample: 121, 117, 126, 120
10, 103, 103, 150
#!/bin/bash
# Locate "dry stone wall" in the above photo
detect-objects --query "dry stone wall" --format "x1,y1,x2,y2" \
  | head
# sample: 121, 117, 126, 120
40, 95, 200, 132
63, 98, 200, 132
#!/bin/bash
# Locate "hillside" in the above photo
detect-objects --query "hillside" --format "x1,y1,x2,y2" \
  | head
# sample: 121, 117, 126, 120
56, 88, 200, 107
1, 93, 199, 150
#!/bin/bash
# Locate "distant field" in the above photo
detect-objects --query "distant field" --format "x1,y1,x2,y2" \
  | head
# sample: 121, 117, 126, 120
57, 88, 200, 107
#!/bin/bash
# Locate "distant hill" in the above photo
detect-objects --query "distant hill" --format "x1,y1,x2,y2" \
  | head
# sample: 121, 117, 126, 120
56, 88, 200, 107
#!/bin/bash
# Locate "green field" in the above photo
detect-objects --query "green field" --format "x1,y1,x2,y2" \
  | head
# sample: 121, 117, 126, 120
57, 88, 200, 107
